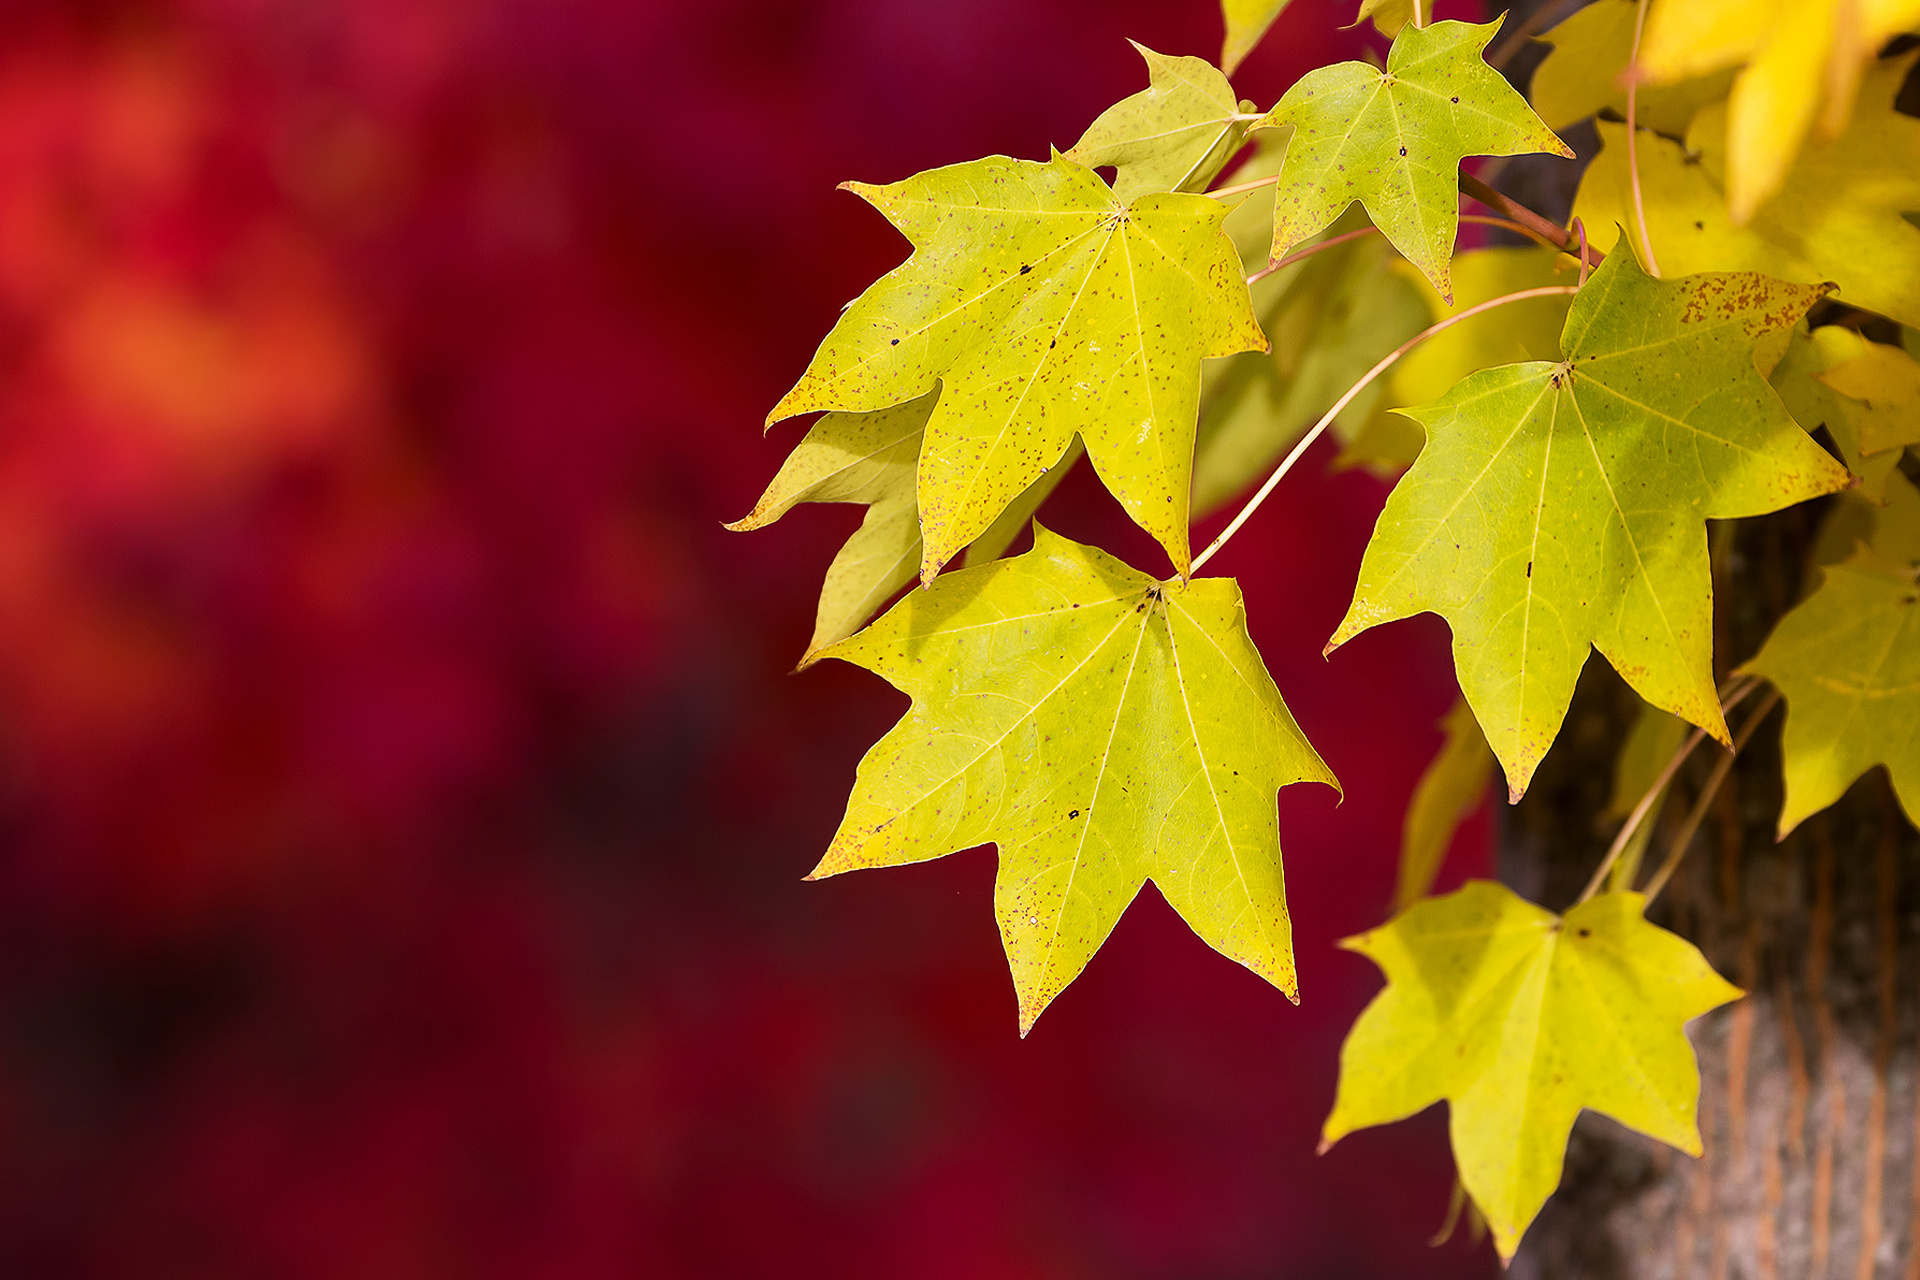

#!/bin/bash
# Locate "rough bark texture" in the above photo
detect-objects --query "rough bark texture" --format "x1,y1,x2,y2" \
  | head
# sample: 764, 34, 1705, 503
1500, 505, 1920, 1280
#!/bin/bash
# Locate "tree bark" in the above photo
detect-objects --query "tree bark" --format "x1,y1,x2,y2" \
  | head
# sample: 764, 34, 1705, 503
1501, 507, 1920, 1280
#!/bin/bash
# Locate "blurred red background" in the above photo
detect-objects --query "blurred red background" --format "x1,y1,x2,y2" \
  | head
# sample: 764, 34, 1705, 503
0, 0, 1497, 1274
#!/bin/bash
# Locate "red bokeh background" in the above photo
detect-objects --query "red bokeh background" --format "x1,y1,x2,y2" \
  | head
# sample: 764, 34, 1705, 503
0, 0, 1498, 1274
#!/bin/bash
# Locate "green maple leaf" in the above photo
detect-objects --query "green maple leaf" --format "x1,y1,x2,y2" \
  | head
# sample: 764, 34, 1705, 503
728, 392, 1076, 662
1528, 0, 1735, 137
769, 155, 1265, 580
1220, 0, 1294, 74
1570, 52, 1920, 328
813, 525, 1337, 1033
1741, 481, 1920, 837
1253, 19, 1570, 300
1066, 43, 1255, 202
1329, 247, 1850, 799
1325, 880, 1741, 1261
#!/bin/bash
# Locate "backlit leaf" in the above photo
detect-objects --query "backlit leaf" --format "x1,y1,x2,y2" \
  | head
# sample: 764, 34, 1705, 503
1570, 53, 1920, 328
1393, 697, 1494, 911
1352, 0, 1419, 40
1325, 880, 1741, 1260
1330, 247, 1850, 799
1636, 0, 1920, 220
814, 525, 1337, 1033
769, 155, 1266, 579
1067, 43, 1252, 202
1741, 483, 1920, 835
1529, 0, 1735, 137
1253, 19, 1571, 300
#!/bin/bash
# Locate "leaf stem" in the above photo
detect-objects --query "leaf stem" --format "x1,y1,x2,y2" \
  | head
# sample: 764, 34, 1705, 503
1187, 283, 1580, 575
1624, 0, 1661, 275
1244, 215, 1563, 287
1205, 174, 1279, 200
1639, 688, 1782, 903
1459, 173, 1604, 270
1573, 676, 1761, 905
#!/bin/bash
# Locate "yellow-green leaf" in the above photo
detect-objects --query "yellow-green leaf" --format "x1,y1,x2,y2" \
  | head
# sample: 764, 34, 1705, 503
769, 154, 1265, 580
1768, 325, 1905, 501
1253, 19, 1571, 300
1603, 702, 1689, 891
1352, 0, 1419, 40
1325, 880, 1741, 1260
1221, 0, 1295, 75
1570, 53, 1920, 328
1741, 488, 1920, 836
1330, 247, 1850, 799
1067, 43, 1252, 202
1811, 469, 1920, 568
730, 392, 1077, 661
1636, 0, 1920, 220
1394, 698, 1495, 912
1529, 0, 1736, 137
1818, 333, 1920, 455
815, 524, 1337, 1033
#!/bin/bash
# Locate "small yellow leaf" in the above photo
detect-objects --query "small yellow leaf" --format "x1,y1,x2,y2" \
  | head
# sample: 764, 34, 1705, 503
1221, 0, 1295, 75
1817, 335, 1920, 455
1325, 881, 1741, 1260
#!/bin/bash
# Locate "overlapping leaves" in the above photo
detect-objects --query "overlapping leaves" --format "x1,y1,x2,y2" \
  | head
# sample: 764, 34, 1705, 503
769, 154, 1264, 580
1331, 249, 1849, 798
814, 526, 1336, 1032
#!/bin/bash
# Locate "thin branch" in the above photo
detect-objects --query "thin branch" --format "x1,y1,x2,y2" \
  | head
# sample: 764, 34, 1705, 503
1187, 283, 1580, 575
1574, 676, 1761, 905
1242, 214, 1557, 287
1624, 0, 1661, 274
1642, 688, 1784, 903
1458, 173, 1604, 270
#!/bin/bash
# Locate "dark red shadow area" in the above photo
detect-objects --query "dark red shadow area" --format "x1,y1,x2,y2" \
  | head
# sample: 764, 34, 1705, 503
0, 0, 1495, 1275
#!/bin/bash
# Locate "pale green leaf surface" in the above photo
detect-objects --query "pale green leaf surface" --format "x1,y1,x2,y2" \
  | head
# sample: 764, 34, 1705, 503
1067, 44, 1251, 202
1221, 0, 1294, 74
1529, 0, 1735, 136
1818, 334, 1920, 455
1742, 490, 1920, 836
1394, 697, 1495, 911
1811, 470, 1920, 569
769, 155, 1266, 579
1330, 248, 1850, 799
815, 525, 1337, 1033
1603, 702, 1689, 891
1326, 880, 1741, 1260
1768, 325, 1903, 501
1570, 54, 1920, 328
731, 392, 1078, 660
1254, 19, 1571, 299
